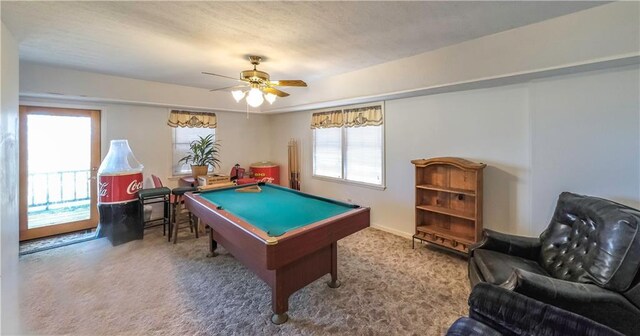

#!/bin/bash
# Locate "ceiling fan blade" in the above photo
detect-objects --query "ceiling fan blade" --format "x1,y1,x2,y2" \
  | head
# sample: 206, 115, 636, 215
270, 80, 307, 87
263, 87, 290, 97
202, 71, 245, 83
209, 84, 248, 92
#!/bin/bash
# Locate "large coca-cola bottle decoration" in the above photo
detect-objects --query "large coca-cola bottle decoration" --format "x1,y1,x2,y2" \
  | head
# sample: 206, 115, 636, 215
97, 139, 144, 246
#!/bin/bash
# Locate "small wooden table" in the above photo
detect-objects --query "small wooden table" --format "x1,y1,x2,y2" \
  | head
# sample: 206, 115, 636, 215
178, 176, 197, 187
179, 175, 230, 187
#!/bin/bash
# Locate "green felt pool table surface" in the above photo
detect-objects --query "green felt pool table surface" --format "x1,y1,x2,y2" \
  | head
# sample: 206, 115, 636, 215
198, 184, 358, 237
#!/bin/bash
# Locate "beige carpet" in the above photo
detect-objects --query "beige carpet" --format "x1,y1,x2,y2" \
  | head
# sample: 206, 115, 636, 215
19, 227, 470, 335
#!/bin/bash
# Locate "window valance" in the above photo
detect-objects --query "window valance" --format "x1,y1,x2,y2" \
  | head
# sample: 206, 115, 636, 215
310, 110, 343, 129
344, 106, 383, 127
167, 110, 217, 128
310, 105, 383, 129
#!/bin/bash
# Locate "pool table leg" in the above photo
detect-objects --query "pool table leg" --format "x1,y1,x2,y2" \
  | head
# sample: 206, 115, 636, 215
327, 242, 341, 288
207, 228, 218, 258
271, 285, 289, 325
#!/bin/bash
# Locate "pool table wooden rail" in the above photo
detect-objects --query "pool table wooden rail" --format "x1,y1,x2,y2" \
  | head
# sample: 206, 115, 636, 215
266, 208, 369, 269
184, 186, 370, 324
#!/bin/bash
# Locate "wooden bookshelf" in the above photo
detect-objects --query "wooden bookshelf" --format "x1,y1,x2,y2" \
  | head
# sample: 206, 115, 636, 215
416, 205, 476, 221
416, 225, 474, 245
416, 184, 476, 196
411, 157, 486, 255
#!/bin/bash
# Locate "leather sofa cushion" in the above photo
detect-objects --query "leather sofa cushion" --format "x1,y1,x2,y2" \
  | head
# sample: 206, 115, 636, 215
446, 317, 502, 336
540, 192, 640, 291
474, 249, 548, 285
624, 273, 640, 310
469, 283, 625, 336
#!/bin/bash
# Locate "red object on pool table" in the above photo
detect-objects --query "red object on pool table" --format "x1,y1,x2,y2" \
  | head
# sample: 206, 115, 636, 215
250, 161, 280, 185
184, 184, 370, 324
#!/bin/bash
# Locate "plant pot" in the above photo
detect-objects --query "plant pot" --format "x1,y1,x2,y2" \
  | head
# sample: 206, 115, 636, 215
191, 165, 208, 179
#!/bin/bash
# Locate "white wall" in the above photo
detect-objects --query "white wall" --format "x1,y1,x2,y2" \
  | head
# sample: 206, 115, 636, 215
19, 99, 272, 189
270, 85, 531, 237
270, 66, 640, 238
20, 62, 245, 113
530, 67, 640, 227
0, 21, 21, 334
102, 106, 272, 188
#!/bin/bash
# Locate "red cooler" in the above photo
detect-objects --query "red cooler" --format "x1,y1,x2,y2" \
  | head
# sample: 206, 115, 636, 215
250, 161, 280, 185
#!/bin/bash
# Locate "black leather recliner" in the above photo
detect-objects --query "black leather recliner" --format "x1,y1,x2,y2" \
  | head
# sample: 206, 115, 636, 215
469, 192, 640, 336
447, 283, 622, 336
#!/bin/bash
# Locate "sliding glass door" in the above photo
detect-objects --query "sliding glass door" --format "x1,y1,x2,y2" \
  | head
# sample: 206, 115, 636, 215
19, 106, 101, 241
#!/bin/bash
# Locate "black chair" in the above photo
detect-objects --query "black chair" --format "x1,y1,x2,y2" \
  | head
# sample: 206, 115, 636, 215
468, 192, 640, 335
446, 283, 622, 336
138, 187, 171, 240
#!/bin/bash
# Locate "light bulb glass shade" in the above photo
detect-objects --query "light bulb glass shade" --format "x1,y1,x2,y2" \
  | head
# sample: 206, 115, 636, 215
231, 90, 246, 103
246, 88, 264, 107
265, 93, 277, 104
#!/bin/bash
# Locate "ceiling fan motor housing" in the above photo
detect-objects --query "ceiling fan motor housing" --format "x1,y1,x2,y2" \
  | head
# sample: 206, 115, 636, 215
241, 69, 270, 84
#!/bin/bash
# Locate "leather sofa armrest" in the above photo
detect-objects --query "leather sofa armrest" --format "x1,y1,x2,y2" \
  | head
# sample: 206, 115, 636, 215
469, 229, 541, 260
505, 269, 640, 336
469, 282, 623, 336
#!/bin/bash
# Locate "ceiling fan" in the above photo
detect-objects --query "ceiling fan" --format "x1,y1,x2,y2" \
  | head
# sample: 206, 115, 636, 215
203, 55, 307, 107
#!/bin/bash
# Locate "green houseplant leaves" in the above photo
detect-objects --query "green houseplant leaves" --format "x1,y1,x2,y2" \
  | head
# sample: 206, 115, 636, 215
177, 134, 221, 171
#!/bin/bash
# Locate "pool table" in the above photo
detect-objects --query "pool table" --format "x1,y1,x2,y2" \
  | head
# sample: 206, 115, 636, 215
184, 183, 370, 324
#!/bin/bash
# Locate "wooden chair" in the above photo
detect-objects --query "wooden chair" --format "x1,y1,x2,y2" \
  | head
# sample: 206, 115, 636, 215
150, 175, 198, 243
170, 186, 198, 244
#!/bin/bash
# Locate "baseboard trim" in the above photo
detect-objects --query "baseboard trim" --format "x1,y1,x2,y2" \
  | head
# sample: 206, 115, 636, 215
370, 224, 413, 240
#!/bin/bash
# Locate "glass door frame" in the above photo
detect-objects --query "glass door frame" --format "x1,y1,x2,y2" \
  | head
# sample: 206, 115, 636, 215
19, 106, 101, 241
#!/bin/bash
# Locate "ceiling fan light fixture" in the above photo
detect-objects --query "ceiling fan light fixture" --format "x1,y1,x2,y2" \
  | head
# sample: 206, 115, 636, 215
231, 90, 246, 102
246, 87, 264, 107
204, 55, 307, 108
265, 93, 277, 104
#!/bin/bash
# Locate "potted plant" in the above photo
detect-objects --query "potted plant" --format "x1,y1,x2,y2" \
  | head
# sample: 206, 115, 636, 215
177, 134, 221, 178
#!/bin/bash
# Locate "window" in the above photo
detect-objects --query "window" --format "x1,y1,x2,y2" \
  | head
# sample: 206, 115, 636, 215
172, 127, 216, 175
312, 104, 384, 187
313, 127, 343, 178
345, 125, 383, 184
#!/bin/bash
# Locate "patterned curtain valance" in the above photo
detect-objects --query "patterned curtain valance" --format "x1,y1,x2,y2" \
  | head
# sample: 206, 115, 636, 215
310, 110, 344, 129
167, 110, 217, 128
344, 105, 383, 128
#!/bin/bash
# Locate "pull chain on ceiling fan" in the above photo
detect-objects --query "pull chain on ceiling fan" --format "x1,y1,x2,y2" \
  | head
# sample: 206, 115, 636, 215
203, 56, 308, 108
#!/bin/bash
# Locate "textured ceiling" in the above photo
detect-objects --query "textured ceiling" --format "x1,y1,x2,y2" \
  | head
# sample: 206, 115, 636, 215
2, 1, 605, 91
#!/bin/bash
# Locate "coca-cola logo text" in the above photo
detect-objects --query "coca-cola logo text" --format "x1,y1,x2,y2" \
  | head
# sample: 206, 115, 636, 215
99, 182, 108, 197
127, 180, 143, 195
98, 173, 143, 204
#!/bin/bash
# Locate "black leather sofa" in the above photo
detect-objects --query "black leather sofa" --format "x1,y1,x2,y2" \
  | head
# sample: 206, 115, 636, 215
468, 192, 640, 336
447, 283, 622, 336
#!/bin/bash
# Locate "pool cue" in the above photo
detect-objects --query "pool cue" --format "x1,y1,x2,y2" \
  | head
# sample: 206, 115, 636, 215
289, 138, 297, 190
290, 139, 300, 190
288, 139, 293, 188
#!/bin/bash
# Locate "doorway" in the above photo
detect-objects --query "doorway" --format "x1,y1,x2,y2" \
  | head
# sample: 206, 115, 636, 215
19, 106, 101, 241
